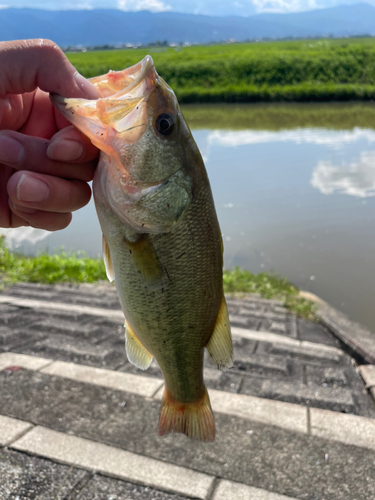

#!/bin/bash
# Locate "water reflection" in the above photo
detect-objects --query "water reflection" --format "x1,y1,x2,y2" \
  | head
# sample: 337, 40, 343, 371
2, 103, 375, 332
311, 151, 375, 198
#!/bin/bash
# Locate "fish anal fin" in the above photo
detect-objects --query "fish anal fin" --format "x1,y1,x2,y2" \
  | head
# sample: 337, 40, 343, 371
206, 295, 233, 370
102, 235, 115, 282
125, 235, 165, 288
125, 321, 153, 370
159, 386, 215, 442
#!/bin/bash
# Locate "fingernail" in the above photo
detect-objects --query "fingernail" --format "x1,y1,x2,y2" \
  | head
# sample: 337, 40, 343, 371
0, 134, 24, 164
47, 139, 84, 162
74, 72, 100, 99
17, 174, 49, 203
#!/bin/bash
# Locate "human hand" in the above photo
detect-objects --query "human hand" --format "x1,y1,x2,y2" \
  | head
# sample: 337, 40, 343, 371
0, 39, 100, 231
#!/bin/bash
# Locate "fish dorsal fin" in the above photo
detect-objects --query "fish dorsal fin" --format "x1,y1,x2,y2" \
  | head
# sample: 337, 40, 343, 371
206, 295, 233, 370
102, 235, 114, 282
125, 321, 153, 370
124, 235, 165, 289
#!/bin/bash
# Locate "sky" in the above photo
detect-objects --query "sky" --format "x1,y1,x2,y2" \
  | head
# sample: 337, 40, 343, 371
1, 0, 375, 15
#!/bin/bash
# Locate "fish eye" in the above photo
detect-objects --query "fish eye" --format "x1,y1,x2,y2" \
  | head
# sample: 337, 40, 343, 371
156, 113, 174, 136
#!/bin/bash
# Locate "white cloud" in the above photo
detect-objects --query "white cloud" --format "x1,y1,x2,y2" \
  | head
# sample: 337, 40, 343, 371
252, 0, 318, 13
118, 0, 171, 12
0, 227, 49, 249
0, 4, 9, 7
207, 128, 375, 149
310, 151, 375, 198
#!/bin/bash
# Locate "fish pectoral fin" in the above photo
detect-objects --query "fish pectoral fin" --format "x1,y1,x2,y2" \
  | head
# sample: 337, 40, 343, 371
206, 295, 233, 370
125, 235, 165, 289
102, 235, 115, 282
125, 322, 153, 370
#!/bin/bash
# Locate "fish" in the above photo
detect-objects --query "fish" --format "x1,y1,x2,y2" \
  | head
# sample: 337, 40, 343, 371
51, 56, 233, 442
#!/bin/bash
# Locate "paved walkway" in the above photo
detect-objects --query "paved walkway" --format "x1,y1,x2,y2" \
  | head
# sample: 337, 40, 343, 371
0, 283, 374, 499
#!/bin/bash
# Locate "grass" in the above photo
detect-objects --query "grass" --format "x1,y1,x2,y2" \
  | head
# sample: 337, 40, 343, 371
66, 38, 375, 103
0, 237, 317, 320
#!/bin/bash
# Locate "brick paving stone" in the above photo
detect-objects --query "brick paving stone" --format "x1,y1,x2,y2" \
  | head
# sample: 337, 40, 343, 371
234, 353, 290, 377
257, 342, 343, 364
0, 448, 87, 500
260, 379, 356, 413
306, 365, 348, 387
77, 473, 192, 500
15, 334, 125, 369
2, 369, 375, 500
297, 318, 338, 346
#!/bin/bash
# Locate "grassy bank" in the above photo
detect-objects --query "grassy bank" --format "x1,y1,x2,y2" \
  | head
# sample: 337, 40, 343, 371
0, 237, 316, 320
182, 102, 375, 130
67, 38, 375, 103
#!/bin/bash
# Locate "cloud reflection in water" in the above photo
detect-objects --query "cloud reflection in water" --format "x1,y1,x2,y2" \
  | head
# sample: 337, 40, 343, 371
311, 151, 375, 198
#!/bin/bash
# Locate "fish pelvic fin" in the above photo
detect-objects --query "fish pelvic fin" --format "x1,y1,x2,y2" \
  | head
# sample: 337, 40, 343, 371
102, 235, 115, 282
206, 295, 233, 370
125, 322, 153, 370
159, 386, 215, 442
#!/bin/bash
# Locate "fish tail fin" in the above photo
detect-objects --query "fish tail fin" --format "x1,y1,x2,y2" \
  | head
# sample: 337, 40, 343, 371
158, 386, 215, 442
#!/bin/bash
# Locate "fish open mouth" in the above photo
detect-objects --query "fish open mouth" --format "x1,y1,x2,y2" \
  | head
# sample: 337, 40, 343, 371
50, 56, 159, 150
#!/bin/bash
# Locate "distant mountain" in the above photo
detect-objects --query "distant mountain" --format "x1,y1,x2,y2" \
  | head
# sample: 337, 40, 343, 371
0, 3, 375, 47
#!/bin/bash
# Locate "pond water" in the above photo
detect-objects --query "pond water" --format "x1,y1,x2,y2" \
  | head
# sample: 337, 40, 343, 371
2, 102, 375, 332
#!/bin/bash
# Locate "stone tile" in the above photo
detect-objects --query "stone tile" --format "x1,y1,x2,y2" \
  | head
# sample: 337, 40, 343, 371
232, 336, 257, 357
78, 474, 191, 500
260, 380, 356, 413
358, 365, 375, 388
260, 342, 343, 364
306, 365, 348, 387
310, 408, 375, 450
0, 448, 87, 500
297, 318, 338, 346
234, 353, 290, 377
0, 368, 80, 423
0, 328, 45, 352
0, 415, 33, 446
0, 353, 52, 371
15, 334, 125, 368
204, 368, 243, 393
213, 480, 297, 500
41, 360, 163, 397
2, 363, 375, 500
13, 426, 214, 499
209, 390, 307, 434
0, 295, 125, 322
231, 327, 299, 346
238, 376, 264, 397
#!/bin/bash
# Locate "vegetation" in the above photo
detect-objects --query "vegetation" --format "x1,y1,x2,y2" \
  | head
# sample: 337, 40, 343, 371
223, 267, 317, 321
181, 102, 375, 130
67, 38, 375, 103
0, 237, 317, 320
0, 237, 106, 285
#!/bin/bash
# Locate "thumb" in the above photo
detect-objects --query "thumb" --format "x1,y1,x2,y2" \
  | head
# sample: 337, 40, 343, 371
0, 39, 99, 99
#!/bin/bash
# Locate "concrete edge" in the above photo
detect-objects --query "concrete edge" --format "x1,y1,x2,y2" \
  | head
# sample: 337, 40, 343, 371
3, 421, 299, 500
10, 424, 214, 500
0, 414, 34, 447
212, 479, 298, 500
1, 353, 375, 450
358, 365, 375, 389
299, 291, 375, 364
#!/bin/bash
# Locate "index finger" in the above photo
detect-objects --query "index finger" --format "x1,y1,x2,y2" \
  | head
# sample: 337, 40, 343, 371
0, 39, 99, 99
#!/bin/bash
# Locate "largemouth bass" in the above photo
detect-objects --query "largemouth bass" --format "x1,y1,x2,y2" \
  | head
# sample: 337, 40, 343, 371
51, 56, 233, 442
